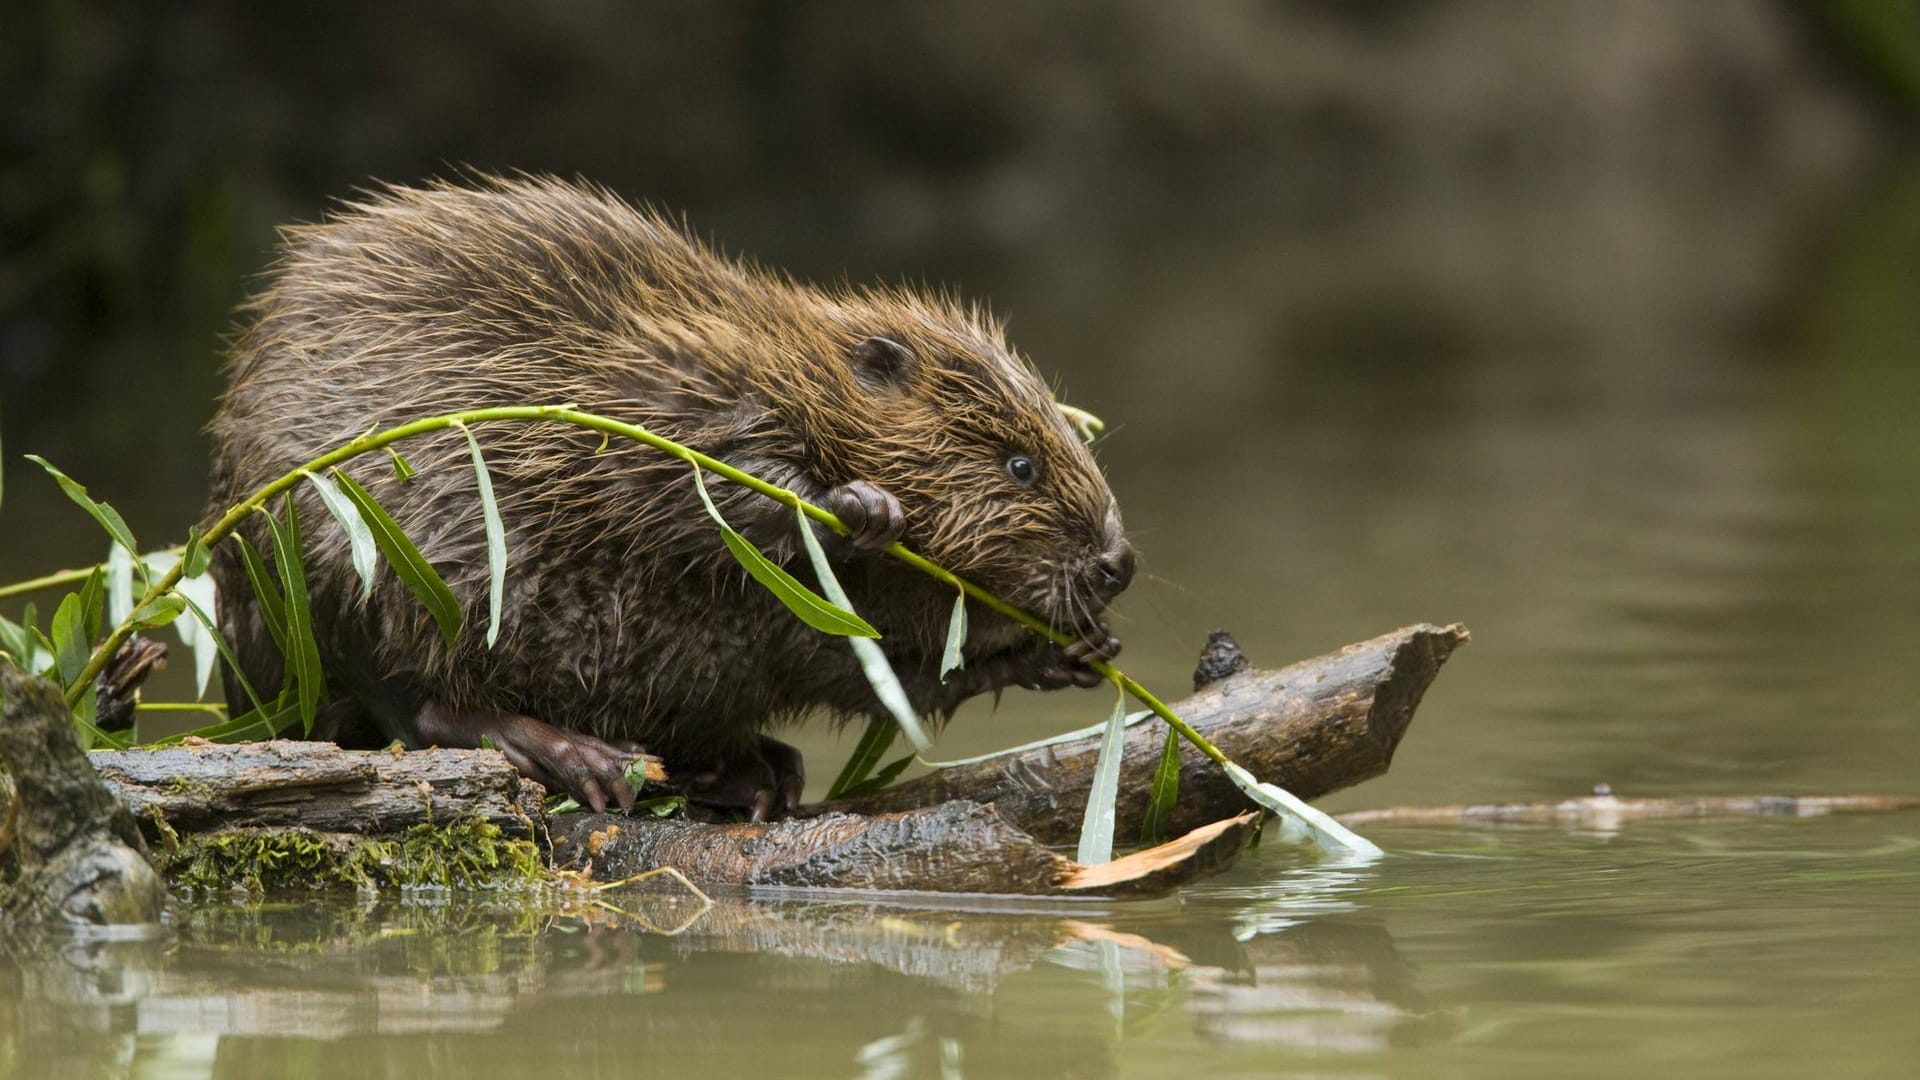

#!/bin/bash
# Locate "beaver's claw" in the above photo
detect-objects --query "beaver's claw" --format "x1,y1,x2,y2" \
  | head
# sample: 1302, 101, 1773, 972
821, 480, 906, 554
682, 736, 807, 822
1014, 626, 1120, 691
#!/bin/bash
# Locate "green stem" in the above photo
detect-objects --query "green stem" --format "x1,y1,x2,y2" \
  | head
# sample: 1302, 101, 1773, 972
57, 404, 1235, 770
0, 565, 98, 601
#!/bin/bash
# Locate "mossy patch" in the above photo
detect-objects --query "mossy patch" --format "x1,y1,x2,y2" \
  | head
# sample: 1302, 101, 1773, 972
155, 817, 545, 894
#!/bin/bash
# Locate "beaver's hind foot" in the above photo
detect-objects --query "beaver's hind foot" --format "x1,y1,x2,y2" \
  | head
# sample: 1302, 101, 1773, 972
681, 735, 806, 822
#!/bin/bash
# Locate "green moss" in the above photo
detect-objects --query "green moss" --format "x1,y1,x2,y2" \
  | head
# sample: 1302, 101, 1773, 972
155, 817, 545, 894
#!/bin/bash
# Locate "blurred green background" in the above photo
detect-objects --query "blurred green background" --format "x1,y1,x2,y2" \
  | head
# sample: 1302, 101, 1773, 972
2, 0, 1917, 805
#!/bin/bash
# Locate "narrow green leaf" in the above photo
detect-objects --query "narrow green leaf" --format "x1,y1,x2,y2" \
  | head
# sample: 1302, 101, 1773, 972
457, 423, 508, 648
176, 591, 267, 715
76, 564, 106, 642
234, 531, 290, 655
182, 526, 212, 578
1139, 727, 1183, 846
106, 545, 135, 625
1075, 687, 1131, 866
791, 501, 933, 751
51, 591, 90, 688
0, 613, 35, 673
688, 468, 880, 638
303, 469, 379, 601
940, 590, 967, 682
127, 594, 187, 630
826, 716, 899, 800
164, 564, 219, 698
150, 692, 302, 745
835, 754, 914, 799
331, 468, 463, 648
261, 497, 325, 736
1222, 760, 1383, 859
388, 446, 417, 482
25, 455, 139, 559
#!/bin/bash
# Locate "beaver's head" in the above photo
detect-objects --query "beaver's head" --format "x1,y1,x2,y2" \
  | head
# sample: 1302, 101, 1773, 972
797, 289, 1133, 637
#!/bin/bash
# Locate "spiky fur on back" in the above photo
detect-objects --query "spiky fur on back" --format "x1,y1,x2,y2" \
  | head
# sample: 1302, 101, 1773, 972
206, 175, 1120, 764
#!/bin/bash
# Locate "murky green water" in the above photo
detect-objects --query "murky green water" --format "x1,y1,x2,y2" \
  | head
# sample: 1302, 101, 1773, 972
4, 147, 1918, 1077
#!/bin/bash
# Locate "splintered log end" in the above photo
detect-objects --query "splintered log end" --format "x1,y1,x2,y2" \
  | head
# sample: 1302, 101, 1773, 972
1058, 812, 1261, 897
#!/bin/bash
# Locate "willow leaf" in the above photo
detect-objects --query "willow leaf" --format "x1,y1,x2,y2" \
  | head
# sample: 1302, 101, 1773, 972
457, 424, 508, 648
261, 496, 324, 736
51, 591, 89, 689
939, 590, 967, 682
792, 502, 931, 751
1222, 761, 1383, 859
303, 469, 378, 600
76, 564, 106, 642
1139, 727, 1183, 846
177, 591, 267, 715
388, 446, 417, 482
835, 754, 914, 799
182, 526, 212, 578
25, 455, 139, 560
1075, 688, 1131, 866
330, 469, 462, 648
127, 594, 187, 631
825, 716, 898, 800
687, 468, 879, 638
234, 532, 289, 655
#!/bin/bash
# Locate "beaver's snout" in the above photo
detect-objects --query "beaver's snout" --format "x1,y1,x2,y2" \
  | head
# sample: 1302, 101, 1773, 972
1090, 539, 1136, 602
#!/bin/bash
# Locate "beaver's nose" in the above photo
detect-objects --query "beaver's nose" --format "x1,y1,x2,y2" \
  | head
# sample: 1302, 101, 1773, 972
1092, 541, 1136, 600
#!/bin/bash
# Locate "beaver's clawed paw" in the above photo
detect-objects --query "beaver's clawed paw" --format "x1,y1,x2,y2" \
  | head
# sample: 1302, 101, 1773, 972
821, 481, 906, 553
682, 736, 807, 822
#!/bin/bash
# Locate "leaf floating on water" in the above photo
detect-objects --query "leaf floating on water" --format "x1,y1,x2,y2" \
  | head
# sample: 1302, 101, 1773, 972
1139, 727, 1183, 846
331, 469, 463, 648
1075, 687, 1131, 866
303, 469, 380, 601
1222, 760, 1383, 859
793, 501, 931, 751
686, 468, 880, 638
457, 423, 509, 648
939, 590, 967, 682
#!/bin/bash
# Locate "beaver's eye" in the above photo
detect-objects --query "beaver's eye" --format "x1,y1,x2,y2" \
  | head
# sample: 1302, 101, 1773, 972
1006, 454, 1038, 487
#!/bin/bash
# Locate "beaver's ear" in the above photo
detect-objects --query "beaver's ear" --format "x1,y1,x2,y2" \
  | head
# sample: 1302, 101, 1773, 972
847, 336, 916, 391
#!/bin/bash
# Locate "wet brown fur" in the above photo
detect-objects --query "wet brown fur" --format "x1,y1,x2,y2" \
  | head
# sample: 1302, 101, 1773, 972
206, 175, 1126, 777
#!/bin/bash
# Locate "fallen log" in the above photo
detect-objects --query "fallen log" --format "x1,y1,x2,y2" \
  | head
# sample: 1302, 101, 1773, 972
90, 741, 562, 839
820, 623, 1468, 844
55, 623, 1464, 897
550, 805, 1258, 898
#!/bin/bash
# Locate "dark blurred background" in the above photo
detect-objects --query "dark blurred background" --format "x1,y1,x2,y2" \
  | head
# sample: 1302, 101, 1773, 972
3, 1, 1917, 803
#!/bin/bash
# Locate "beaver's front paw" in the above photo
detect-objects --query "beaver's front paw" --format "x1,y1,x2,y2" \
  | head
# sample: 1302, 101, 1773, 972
1013, 626, 1120, 691
820, 480, 906, 554
682, 736, 807, 822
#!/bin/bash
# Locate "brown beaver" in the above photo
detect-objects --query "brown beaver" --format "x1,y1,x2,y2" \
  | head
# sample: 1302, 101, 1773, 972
207, 175, 1133, 819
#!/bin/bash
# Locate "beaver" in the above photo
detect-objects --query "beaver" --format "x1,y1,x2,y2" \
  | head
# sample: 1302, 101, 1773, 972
206, 175, 1133, 819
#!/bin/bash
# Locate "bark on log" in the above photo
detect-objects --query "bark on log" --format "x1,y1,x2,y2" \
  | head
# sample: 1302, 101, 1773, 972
551, 802, 1258, 898
821, 622, 1468, 845
90, 741, 561, 838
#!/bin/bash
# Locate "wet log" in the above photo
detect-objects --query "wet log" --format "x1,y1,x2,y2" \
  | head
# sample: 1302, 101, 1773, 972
90, 740, 596, 839
53, 623, 1464, 897
552, 802, 1258, 898
821, 622, 1469, 845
